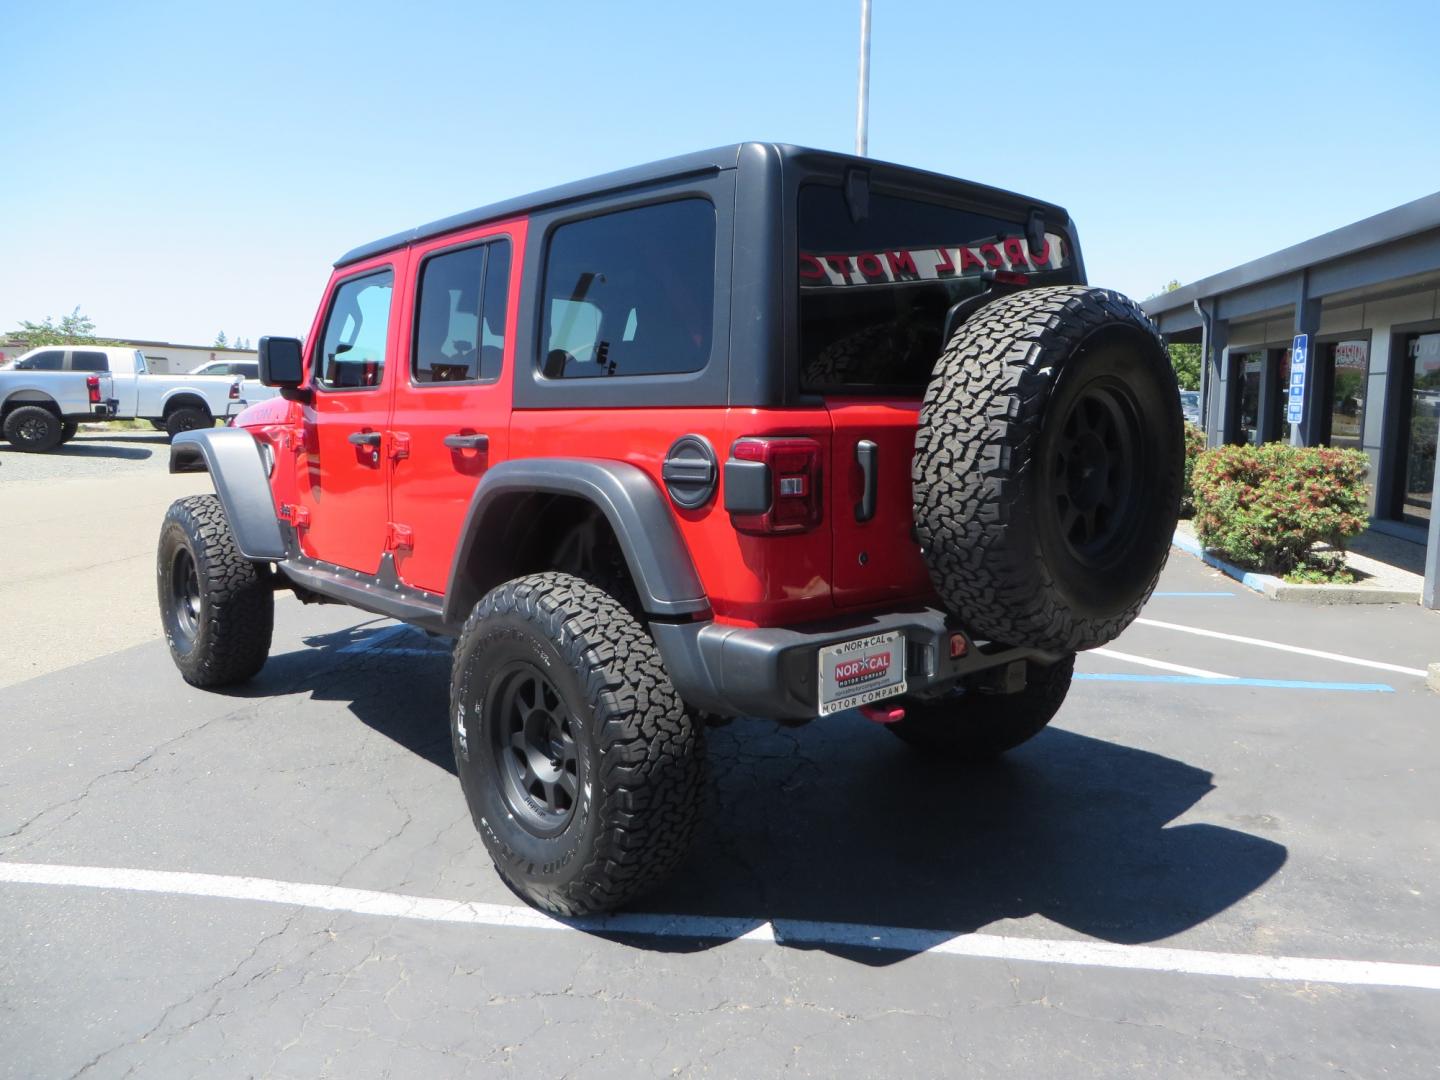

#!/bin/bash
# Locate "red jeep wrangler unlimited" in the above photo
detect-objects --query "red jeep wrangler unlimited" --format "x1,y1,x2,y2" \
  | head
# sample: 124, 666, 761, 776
159, 144, 1182, 915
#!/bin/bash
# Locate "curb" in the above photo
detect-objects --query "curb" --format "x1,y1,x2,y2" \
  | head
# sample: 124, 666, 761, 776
1430, 664, 1440, 694
1170, 531, 1421, 606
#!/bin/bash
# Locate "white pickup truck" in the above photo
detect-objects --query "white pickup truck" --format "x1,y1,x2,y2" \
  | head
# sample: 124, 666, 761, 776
0, 345, 248, 452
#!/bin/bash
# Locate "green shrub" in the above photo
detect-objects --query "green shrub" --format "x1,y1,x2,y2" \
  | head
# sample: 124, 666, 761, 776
1180, 423, 1206, 518
1191, 443, 1370, 575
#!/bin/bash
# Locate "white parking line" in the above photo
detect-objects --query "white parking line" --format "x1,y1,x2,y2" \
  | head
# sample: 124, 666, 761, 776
1133, 618, 1429, 678
3, 861, 1438, 992
1089, 648, 1236, 680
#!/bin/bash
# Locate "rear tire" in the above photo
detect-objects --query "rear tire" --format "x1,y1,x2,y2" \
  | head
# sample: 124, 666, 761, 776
888, 654, 1075, 759
157, 494, 273, 687
59, 420, 79, 444
3, 406, 64, 452
913, 286, 1183, 653
165, 406, 211, 440
450, 572, 704, 915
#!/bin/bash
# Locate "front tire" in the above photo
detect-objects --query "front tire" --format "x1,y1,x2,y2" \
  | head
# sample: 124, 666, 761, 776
157, 494, 274, 687
888, 654, 1075, 760
3, 406, 64, 452
451, 572, 703, 915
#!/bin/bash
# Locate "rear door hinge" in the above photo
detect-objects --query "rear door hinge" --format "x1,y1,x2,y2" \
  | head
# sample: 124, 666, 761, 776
389, 432, 410, 460
386, 523, 414, 550
279, 503, 310, 529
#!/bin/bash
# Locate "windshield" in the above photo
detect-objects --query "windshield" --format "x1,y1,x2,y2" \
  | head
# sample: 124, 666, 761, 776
797, 185, 1078, 393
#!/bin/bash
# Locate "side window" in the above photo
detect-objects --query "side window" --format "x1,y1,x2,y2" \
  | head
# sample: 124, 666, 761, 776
539, 199, 714, 379
237, 363, 259, 379
70, 351, 109, 372
316, 270, 394, 389
412, 239, 511, 384
18, 349, 64, 370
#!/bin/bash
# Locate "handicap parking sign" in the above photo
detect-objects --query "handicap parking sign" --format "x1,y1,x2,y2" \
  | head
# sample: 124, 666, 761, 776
1286, 334, 1308, 424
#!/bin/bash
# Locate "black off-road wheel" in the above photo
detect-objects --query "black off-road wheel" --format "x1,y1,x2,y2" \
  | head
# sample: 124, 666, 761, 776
157, 494, 274, 687
165, 406, 211, 440
913, 286, 1183, 653
451, 572, 703, 915
3, 406, 64, 452
888, 654, 1075, 760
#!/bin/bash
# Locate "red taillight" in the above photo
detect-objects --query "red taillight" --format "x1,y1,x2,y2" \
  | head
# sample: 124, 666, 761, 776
729, 436, 823, 534
993, 270, 1030, 286
229, 380, 241, 400
86, 375, 101, 404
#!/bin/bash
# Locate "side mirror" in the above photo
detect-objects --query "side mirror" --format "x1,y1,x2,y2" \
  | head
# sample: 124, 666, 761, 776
258, 336, 305, 388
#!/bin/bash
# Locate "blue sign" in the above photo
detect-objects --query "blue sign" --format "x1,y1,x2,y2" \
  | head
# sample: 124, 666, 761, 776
1286, 334, 1308, 424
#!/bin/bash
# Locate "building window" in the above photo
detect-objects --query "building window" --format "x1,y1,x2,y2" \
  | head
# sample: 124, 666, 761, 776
1397, 332, 1440, 527
1319, 339, 1368, 451
1270, 347, 1292, 443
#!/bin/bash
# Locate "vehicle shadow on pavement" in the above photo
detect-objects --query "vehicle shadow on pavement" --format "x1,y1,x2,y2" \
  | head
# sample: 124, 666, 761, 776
635, 716, 1289, 964
1, 442, 158, 460
236, 622, 1288, 966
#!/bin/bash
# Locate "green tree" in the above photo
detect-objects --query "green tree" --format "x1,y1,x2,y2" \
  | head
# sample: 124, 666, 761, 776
1158, 279, 1201, 391
214, 330, 229, 348
10, 306, 99, 347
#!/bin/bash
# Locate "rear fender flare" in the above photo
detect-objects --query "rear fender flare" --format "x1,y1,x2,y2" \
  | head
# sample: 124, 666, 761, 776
442, 459, 709, 623
169, 428, 286, 560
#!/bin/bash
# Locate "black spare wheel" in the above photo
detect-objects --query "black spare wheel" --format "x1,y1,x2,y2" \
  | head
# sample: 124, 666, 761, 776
451, 572, 704, 915
912, 286, 1183, 653
3, 406, 64, 452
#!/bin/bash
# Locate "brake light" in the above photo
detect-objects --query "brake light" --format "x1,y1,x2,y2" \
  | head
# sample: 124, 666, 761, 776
993, 271, 1030, 286
229, 380, 241, 400
86, 375, 101, 404
728, 436, 823, 534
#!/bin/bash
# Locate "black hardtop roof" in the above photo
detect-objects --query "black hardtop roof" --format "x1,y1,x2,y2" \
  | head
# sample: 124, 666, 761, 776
335, 142, 1071, 268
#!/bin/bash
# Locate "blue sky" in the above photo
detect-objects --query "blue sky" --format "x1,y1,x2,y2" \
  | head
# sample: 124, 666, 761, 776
2, 0, 1437, 346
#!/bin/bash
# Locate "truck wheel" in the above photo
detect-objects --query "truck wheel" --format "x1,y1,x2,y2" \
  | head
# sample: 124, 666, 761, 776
59, 420, 79, 444
157, 494, 274, 687
2, 406, 64, 452
913, 286, 1183, 653
451, 572, 703, 915
165, 407, 211, 440
888, 654, 1075, 759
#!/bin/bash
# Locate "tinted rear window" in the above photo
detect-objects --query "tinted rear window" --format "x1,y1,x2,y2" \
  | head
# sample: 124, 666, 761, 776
539, 198, 715, 379
70, 351, 109, 371
797, 185, 1077, 393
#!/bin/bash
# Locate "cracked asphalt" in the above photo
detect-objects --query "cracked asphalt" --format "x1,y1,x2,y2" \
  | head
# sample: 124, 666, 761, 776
3, 449, 1439, 1076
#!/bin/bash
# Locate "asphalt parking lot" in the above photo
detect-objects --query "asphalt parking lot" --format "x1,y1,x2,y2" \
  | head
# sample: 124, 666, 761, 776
3, 432, 1439, 1078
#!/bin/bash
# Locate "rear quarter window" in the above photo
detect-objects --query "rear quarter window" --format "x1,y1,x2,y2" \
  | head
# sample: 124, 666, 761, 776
797, 185, 1077, 393
69, 351, 110, 372
539, 198, 715, 379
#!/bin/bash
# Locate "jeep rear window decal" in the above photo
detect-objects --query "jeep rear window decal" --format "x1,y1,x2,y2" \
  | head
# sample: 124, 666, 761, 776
799, 232, 1068, 288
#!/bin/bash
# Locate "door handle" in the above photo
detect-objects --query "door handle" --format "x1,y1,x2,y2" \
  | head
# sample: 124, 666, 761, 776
347, 431, 382, 447
443, 433, 490, 452
855, 439, 878, 522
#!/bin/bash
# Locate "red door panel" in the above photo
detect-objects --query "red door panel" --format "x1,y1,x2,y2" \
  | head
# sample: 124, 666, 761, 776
388, 220, 525, 595
294, 258, 401, 574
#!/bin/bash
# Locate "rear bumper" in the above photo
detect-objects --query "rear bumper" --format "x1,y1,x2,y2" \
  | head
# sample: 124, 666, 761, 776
651, 608, 1061, 721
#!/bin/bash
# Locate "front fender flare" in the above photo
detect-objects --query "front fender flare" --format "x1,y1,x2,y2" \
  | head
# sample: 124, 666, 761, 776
170, 428, 286, 560
442, 459, 709, 624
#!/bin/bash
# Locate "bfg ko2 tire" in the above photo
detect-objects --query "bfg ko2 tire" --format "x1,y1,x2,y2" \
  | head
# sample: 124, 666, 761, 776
157, 494, 274, 687
165, 406, 211, 440
889, 654, 1075, 759
451, 572, 703, 915
3, 406, 64, 452
913, 286, 1183, 653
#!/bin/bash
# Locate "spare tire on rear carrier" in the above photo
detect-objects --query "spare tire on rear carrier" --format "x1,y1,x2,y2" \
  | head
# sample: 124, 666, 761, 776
912, 286, 1183, 654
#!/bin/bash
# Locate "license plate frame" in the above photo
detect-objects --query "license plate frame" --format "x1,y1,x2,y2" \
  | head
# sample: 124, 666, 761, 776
817, 630, 907, 716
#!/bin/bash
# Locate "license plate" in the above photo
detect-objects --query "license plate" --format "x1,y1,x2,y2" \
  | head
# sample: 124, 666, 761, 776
817, 631, 907, 716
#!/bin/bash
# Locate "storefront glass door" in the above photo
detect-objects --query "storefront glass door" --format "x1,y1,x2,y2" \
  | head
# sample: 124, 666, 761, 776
1399, 332, 1440, 526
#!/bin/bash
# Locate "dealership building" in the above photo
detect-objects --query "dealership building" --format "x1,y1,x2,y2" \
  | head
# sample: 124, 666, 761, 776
1143, 191, 1440, 604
